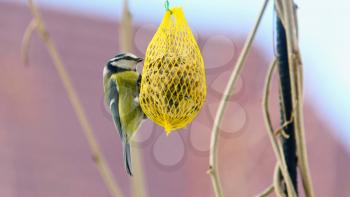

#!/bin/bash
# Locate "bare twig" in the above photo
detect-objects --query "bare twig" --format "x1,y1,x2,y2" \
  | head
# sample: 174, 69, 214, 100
25, 1, 122, 196
120, 0, 133, 52
274, 0, 286, 27
277, 1, 314, 196
274, 110, 295, 137
21, 18, 37, 65
262, 58, 296, 196
130, 144, 148, 197
255, 184, 274, 197
273, 164, 286, 197
208, 0, 270, 196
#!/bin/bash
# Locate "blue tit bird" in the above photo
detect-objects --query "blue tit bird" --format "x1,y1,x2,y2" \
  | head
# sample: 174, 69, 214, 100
103, 53, 146, 176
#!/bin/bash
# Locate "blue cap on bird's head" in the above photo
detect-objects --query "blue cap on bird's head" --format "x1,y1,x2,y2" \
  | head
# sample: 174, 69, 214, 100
111, 53, 143, 63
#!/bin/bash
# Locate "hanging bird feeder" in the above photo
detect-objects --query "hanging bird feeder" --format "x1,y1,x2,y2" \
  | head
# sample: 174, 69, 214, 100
140, 3, 206, 134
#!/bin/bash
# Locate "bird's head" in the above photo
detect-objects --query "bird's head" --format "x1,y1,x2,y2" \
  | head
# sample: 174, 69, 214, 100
104, 53, 143, 77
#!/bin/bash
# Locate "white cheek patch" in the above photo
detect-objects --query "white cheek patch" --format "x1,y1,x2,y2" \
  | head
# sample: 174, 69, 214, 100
115, 60, 134, 69
109, 60, 131, 69
111, 61, 118, 66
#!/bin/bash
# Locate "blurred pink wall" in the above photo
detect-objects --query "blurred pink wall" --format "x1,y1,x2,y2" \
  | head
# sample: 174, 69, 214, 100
0, 2, 349, 197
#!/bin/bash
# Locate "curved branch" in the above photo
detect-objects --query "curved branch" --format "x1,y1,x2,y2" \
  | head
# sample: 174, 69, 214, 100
262, 58, 297, 196
276, 1, 314, 196
273, 164, 285, 197
255, 184, 274, 197
21, 18, 37, 65
208, 0, 271, 196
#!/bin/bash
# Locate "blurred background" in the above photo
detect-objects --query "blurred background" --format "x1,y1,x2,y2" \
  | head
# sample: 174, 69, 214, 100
1, 0, 349, 196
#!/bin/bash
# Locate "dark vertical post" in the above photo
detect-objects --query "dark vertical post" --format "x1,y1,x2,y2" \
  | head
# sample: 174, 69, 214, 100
276, 10, 298, 195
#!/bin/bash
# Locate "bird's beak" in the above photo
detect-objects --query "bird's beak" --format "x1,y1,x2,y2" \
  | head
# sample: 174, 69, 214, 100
136, 57, 143, 62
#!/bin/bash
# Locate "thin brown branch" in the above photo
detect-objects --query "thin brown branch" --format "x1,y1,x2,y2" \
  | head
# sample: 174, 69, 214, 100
120, 0, 132, 52
274, 0, 286, 28
208, 0, 270, 196
273, 164, 286, 197
277, 1, 314, 196
255, 184, 274, 197
274, 110, 295, 137
21, 18, 37, 65
262, 58, 297, 196
25, 1, 122, 196
130, 144, 148, 197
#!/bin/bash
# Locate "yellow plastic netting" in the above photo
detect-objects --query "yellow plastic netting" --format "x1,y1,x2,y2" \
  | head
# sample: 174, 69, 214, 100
140, 7, 206, 134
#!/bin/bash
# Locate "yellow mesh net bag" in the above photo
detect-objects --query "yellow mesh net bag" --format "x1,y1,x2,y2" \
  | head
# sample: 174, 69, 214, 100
140, 7, 206, 134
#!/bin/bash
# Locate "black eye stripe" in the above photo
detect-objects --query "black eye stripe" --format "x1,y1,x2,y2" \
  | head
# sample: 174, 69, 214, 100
123, 56, 139, 61
107, 63, 136, 73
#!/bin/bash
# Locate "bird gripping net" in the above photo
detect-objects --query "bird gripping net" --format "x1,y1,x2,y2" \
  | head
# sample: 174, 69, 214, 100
140, 7, 206, 134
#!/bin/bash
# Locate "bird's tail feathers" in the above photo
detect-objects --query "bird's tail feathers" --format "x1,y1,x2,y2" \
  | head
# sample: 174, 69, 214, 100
123, 140, 133, 176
